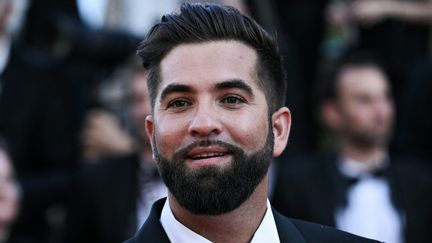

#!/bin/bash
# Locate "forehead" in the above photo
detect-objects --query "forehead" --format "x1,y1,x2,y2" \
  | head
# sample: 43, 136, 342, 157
158, 40, 259, 92
338, 66, 389, 97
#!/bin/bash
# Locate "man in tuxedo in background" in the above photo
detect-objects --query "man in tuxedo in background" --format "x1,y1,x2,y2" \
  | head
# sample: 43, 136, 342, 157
272, 53, 432, 243
67, 58, 167, 243
125, 3, 379, 243
0, 0, 77, 241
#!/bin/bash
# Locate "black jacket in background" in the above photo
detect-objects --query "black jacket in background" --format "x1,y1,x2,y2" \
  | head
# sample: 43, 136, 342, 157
272, 154, 432, 243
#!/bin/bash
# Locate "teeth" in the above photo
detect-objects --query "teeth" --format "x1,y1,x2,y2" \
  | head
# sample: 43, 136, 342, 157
192, 152, 225, 159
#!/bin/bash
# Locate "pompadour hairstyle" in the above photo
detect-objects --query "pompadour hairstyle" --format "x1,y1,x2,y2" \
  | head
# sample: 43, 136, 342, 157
137, 3, 286, 113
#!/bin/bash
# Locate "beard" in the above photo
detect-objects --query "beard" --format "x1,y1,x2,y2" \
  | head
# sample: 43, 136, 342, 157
153, 127, 274, 215
345, 126, 392, 149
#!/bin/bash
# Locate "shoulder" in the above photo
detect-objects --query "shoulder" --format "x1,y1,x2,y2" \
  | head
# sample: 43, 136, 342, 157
290, 218, 380, 243
272, 153, 336, 195
389, 156, 432, 188
273, 209, 380, 243
123, 198, 170, 243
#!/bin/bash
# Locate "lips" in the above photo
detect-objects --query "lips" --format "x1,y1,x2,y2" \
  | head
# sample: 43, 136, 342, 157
187, 146, 229, 158
185, 146, 231, 166
190, 152, 227, 160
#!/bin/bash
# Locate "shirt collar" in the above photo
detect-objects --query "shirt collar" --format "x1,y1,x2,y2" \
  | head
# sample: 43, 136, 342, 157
160, 198, 280, 243
251, 200, 280, 243
338, 155, 389, 178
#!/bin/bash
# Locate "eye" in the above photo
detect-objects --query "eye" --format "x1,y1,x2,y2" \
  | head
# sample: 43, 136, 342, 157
220, 95, 246, 105
167, 98, 192, 109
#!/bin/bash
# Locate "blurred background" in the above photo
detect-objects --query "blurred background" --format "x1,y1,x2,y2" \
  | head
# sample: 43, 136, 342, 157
0, 0, 430, 242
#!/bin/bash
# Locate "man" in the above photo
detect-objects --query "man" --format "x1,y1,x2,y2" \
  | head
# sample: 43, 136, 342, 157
0, 137, 20, 243
67, 58, 166, 243
272, 53, 432, 243
125, 3, 379, 242
0, 0, 78, 241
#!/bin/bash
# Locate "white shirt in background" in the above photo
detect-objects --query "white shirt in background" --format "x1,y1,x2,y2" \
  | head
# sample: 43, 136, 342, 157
336, 157, 404, 243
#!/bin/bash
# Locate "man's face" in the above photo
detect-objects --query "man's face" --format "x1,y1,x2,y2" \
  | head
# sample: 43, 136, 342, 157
131, 72, 151, 142
146, 41, 275, 215
333, 66, 395, 147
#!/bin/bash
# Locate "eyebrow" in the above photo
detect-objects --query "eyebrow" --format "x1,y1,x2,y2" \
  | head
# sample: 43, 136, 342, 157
159, 79, 255, 102
160, 84, 194, 102
215, 79, 254, 97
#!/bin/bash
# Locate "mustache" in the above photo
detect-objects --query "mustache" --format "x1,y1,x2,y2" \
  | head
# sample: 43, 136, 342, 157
172, 140, 243, 161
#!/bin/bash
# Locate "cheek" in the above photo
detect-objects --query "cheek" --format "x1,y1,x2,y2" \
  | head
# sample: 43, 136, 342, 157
351, 113, 369, 125
152, 105, 270, 156
223, 111, 269, 152
383, 105, 395, 122
153, 116, 188, 158
344, 106, 370, 125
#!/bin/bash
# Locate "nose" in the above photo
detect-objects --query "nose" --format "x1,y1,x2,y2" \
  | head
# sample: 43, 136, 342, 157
188, 108, 222, 137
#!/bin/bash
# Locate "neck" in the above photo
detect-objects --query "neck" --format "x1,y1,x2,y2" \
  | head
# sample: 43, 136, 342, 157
169, 173, 269, 243
340, 139, 387, 171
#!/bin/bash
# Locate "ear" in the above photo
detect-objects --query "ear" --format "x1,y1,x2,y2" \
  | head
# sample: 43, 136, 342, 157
145, 115, 154, 149
271, 107, 291, 157
321, 101, 342, 130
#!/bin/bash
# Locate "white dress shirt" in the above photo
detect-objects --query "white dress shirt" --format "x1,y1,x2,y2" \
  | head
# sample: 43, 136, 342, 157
160, 198, 280, 243
336, 157, 404, 243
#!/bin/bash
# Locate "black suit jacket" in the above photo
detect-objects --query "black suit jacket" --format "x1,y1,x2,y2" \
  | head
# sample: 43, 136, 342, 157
67, 155, 139, 243
0, 43, 79, 241
124, 198, 378, 243
271, 154, 432, 243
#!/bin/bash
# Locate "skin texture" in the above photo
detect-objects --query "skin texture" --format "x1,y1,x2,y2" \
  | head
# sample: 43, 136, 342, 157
131, 72, 152, 143
145, 40, 291, 242
0, 150, 19, 241
321, 65, 394, 167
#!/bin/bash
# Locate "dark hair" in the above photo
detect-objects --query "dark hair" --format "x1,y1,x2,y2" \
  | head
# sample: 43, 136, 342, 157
316, 51, 390, 105
137, 3, 286, 113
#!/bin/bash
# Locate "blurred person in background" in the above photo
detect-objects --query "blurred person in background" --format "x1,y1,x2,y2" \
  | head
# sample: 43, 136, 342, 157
0, 0, 67, 241
324, 0, 432, 85
2, 0, 178, 241
246, 0, 432, 161
0, 137, 20, 243
3, 1, 245, 241
67, 57, 167, 243
76, 0, 247, 38
272, 52, 432, 243
0, 0, 28, 73
323, 0, 432, 161
247, 0, 328, 158
0, 0, 29, 95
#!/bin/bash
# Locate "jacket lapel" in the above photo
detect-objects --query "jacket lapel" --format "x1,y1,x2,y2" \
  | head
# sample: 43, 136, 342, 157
273, 208, 307, 243
127, 198, 170, 243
